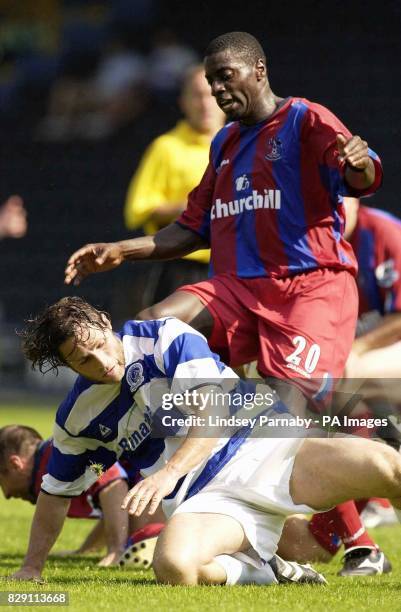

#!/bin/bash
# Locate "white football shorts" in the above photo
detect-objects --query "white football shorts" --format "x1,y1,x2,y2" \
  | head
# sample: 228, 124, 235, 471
168, 436, 315, 567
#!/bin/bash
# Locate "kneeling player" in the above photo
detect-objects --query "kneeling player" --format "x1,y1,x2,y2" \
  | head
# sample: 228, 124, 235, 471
10, 297, 401, 586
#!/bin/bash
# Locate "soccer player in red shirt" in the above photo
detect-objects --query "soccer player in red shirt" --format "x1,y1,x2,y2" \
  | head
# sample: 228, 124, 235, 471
65, 31, 382, 404
0, 425, 161, 567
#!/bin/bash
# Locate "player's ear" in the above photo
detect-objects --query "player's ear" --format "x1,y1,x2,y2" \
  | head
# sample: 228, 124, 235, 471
8, 454, 24, 471
255, 58, 266, 81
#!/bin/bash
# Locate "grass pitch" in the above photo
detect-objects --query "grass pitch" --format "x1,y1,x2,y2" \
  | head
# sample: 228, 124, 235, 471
0, 404, 400, 611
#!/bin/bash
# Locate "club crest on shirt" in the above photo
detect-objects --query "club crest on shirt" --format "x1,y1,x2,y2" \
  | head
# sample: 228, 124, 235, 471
265, 137, 283, 161
99, 423, 112, 438
375, 259, 399, 288
126, 361, 145, 394
235, 174, 250, 191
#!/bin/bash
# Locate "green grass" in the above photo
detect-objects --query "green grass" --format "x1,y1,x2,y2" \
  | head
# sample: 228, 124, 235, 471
1, 405, 401, 611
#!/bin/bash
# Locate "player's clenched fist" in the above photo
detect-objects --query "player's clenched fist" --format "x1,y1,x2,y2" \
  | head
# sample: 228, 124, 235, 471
64, 242, 124, 286
336, 134, 371, 171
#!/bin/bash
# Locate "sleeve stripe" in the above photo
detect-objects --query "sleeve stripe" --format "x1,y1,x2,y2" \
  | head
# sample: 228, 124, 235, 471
163, 334, 216, 379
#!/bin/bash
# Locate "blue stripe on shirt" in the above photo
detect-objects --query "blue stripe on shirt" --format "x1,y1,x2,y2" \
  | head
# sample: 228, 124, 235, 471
233, 123, 268, 277
211, 124, 232, 171
56, 376, 94, 430
184, 425, 252, 500
273, 100, 318, 272
120, 318, 170, 341
163, 332, 217, 378
357, 227, 382, 312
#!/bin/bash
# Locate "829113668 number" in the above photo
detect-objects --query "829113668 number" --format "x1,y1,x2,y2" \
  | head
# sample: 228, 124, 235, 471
0, 592, 69, 606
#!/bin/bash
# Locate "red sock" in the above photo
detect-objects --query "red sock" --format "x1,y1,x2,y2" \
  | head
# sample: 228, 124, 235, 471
355, 499, 369, 514
127, 523, 165, 547
310, 501, 376, 553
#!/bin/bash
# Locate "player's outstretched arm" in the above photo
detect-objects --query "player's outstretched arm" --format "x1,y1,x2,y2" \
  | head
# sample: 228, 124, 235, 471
336, 134, 377, 190
97, 479, 129, 567
64, 223, 206, 286
10, 493, 70, 581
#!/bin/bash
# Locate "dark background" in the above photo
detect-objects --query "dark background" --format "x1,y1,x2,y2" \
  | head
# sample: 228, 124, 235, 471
1, 0, 400, 327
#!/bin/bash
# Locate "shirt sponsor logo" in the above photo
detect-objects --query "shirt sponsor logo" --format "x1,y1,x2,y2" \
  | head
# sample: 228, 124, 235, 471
126, 362, 145, 394
235, 174, 250, 191
119, 406, 152, 453
211, 189, 281, 220
265, 137, 283, 161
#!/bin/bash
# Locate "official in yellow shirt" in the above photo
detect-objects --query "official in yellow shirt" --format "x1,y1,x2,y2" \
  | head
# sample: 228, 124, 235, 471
122, 64, 224, 310
125, 120, 211, 263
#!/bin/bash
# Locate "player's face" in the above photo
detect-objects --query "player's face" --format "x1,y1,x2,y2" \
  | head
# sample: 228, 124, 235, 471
59, 322, 126, 384
0, 465, 31, 501
180, 70, 225, 135
204, 51, 262, 121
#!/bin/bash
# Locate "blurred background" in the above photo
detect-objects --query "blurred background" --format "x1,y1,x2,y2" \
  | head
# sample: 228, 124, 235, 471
0, 0, 400, 399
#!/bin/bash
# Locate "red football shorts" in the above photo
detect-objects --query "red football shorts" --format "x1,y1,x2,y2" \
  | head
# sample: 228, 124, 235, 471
179, 268, 358, 400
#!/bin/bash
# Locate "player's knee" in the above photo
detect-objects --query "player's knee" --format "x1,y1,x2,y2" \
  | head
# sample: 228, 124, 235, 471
153, 548, 199, 585
368, 445, 401, 493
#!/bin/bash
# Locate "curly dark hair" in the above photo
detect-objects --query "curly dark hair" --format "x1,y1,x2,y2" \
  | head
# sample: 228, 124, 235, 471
19, 296, 111, 374
204, 31, 266, 65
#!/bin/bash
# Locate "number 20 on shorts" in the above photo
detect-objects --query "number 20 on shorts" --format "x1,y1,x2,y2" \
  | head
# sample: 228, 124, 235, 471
285, 335, 321, 374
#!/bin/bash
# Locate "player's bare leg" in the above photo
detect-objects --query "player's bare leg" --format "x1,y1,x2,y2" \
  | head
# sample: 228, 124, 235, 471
153, 513, 326, 586
341, 341, 401, 405
276, 515, 333, 563
136, 290, 214, 337
153, 513, 326, 585
152, 513, 249, 585
291, 437, 401, 511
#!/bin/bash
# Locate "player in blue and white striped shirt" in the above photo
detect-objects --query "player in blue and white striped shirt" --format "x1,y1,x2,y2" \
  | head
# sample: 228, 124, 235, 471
11, 297, 401, 587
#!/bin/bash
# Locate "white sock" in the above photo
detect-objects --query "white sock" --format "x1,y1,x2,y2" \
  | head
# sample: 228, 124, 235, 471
215, 554, 278, 585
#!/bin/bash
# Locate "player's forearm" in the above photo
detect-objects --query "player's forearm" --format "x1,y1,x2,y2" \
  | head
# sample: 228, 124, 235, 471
99, 480, 129, 554
345, 158, 375, 190
353, 312, 401, 354
22, 493, 70, 573
165, 435, 218, 481
117, 223, 207, 262
165, 386, 226, 478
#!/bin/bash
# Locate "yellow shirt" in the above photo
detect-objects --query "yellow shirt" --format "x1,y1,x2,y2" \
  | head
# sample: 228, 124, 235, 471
124, 120, 211, 264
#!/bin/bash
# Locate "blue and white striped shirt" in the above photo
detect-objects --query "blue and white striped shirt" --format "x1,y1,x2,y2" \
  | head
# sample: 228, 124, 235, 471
42, 317, 238, 498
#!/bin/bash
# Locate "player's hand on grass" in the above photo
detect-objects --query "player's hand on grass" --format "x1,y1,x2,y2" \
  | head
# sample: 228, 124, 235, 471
122, 466, 179, 517
336, 134, 371, 170
64, 242, 124, 286
9, 567, 44, 583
